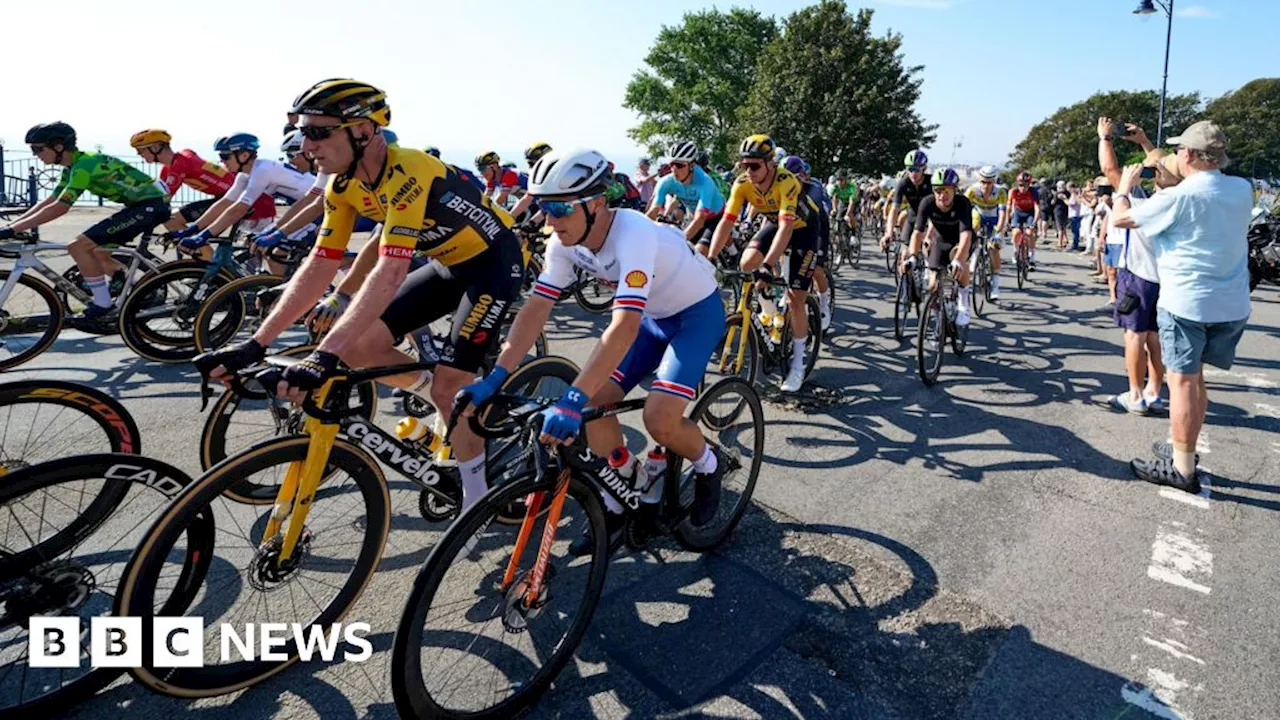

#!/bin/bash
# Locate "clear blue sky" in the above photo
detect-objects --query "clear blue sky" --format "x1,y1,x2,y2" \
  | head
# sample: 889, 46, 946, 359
1, 0, 1273, 172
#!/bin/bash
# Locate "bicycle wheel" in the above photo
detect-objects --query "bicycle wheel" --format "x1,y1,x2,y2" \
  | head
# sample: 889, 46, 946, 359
572, 271, 615, 315
199, 345, 379, 478
916, 293, 944, 386
849, 228, 862, 270
893, 272, 914, 342
193, 274, 285, 353
1016, 244, 1028, 290
0, 272, 64, 372
673, 378, 763, 551
0, 380, 142, 474
828, 225, 845, 274
972, 257, 987, 318
391, 473, 609, 719
116, 436, 389, 698
0, 454, 207, 716
118, 265, 235, 363
802, 296, 823, 380
702, 313, 760, 430
952, 314, 969, 357
487, 356, 581, 501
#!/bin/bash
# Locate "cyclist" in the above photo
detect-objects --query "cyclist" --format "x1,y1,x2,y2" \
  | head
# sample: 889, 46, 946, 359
784, 155, 834, 331
604, 162, 645, 210
459, 147, 728, 551
129, 129, 276, 234
647, 140, 725, 251
881, 150, 933, 253
196, 79, 523, 514
476, 151, 527, 207
964, 165, 1008, 300
1007, 171, 1041, 272
708, 134, 822, 393
1, 122, 169, 318
509, 142, 551, 223
901, 168, 974, 328
827, 169, 860, 234
173, 133, 313, 252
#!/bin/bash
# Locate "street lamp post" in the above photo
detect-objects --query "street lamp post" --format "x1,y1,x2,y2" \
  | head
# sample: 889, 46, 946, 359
1134, 0, 1174, 145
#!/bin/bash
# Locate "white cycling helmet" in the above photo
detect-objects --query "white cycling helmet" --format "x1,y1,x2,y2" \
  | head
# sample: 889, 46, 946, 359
528, 147, 611, 197
281, 130, 304, 155
880, 176, 896, 191
978, 165, 997, 181
667, 140, 698, 163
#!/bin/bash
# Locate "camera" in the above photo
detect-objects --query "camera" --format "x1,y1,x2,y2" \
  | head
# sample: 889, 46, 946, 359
1108, 124, 1130, 141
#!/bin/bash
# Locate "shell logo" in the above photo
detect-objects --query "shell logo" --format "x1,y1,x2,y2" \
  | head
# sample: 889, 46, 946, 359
624, 270, 648, 288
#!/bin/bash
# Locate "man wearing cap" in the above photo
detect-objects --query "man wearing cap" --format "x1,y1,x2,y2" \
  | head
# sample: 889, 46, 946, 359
1110, 120, 1253, 494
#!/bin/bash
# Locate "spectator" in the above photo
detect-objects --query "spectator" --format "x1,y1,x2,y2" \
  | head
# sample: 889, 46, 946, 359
1067, 183, 1083, 251
1038, 177, 1054, 240
1111, 120, 1253, 493
1052, 181, 1071, 249
635, 157, 657, 207
1097, 183, 1122, 309
1098, 119, 1179, 416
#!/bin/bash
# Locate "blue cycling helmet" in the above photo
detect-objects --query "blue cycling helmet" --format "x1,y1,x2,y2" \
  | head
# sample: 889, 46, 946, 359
381, 129, 398, 147
424, 145, 440, 158
214, 133, 260, 153
903, 149, 928, 169
782, 155, 807, 175
930, 167, 961, 188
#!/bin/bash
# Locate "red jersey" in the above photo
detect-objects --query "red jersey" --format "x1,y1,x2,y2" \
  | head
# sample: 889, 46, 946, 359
485, 168, 527, 192
1009, 186, 1039, 213
160, 149, 276, 220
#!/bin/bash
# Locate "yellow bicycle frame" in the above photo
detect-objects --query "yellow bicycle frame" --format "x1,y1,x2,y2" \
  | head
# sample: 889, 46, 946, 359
260, 378, 343, 562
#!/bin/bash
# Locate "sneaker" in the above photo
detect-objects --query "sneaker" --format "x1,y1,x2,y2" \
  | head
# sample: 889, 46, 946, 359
990, 276, 1001, 300
569, 510, 626, 557
1130, 457, 1202, 495
1143, 393, 1167, 413
955, 306, 971, 327
108, 269, 127, 296
80, 303, 117, 321
691, 446, 728, 527
1098, 301, 1116, 313
781, 365, 805, 393
821, 303, 832, 332
1110, 392, 1148, 415
1150, 441, 1200, 465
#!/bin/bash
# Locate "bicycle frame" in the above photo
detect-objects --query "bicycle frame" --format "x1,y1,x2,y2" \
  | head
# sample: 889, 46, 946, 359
718, 275, 791, 375
0, 238, 164, 310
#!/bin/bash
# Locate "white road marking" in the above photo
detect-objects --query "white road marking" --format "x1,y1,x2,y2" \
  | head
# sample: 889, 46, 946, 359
1146, 522, 1212, 595
1142, 636, 1206, 665
1122, 678, 1191, 720
1159, 471, 1211, 508
1204, 367, 1277, 390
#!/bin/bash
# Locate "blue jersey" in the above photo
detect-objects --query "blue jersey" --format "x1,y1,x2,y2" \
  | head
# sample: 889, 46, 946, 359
654, 166, 726, 217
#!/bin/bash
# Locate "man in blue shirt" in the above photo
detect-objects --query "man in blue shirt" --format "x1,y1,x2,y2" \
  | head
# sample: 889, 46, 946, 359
647, 140, 726, 250
1112, 121, 1252, 494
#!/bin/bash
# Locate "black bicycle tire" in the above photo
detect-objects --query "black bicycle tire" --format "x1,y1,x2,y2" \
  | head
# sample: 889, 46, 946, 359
893, 273, 911, 341
391, 473, 608, 720
0, 379, 142, 458
916, 294, 943, 386
118, 266, 236, 363
803, 296, 822, 380
117, 436, 389, 698
702, 312, 759, 430
0, 271, 64, 372
192, 274, 282, 353
674, 377, 763, 551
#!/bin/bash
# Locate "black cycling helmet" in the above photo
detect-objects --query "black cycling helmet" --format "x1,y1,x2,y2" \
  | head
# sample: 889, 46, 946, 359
25, 121, 76, 148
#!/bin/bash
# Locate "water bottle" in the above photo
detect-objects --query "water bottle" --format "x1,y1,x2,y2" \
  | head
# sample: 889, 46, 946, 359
770, 314, 786, 343
432, 414, 456, 466
640, 447, 667, 504
394, 416, 442, 454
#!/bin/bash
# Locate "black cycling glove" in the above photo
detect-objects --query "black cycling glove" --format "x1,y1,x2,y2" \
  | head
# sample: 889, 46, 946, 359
281, 350, 341, 394
193, 338, 266, 378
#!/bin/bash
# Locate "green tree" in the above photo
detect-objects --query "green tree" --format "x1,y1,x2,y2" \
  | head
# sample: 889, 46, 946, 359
1203, 78, 1280, 179
1009, 89, 1200, 180
736, 1, 935, 178
624, 8, 778, 166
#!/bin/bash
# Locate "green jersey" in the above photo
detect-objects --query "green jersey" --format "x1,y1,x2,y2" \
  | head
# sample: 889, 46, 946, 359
52, 151, 167, 206
827, 182, 858, 205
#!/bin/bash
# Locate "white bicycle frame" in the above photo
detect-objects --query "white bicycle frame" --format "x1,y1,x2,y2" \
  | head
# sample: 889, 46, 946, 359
0, 238, 165, 311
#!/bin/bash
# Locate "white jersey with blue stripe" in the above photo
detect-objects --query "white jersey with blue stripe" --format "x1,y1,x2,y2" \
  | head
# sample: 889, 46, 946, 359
532, 209, 717, 319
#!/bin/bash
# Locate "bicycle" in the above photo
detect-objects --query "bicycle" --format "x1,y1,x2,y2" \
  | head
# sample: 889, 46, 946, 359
0, 230, 170, 370
916, 263, 969, 386
516, 225, 614, 314
118, 233, 274, 362
970, 224, 998, 318
1011, 226, 1032, 290
828, 208, 860, 273
711, 269, 822, 393
892, 251, 925, 342
389, 376, 764, 718
113, 355, 581, 700
1, 453, 202, 716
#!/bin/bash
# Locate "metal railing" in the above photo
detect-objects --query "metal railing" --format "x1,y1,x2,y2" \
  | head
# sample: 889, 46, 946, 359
1, 148, 211, 208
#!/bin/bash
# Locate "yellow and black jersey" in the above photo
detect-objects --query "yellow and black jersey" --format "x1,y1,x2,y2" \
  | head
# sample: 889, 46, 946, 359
724, 168, 817, 230
315, 146, 515, 266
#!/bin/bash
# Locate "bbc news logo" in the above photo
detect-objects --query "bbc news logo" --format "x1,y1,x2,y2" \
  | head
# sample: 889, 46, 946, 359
29, 618, 373, 668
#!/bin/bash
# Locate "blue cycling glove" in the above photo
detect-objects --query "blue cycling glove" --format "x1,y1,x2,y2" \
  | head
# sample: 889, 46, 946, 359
180, 229, 212, 250
541, 386, 588, 442
255, 227, 286, 248
457, 366, 510, 412
171, 222, 201, 240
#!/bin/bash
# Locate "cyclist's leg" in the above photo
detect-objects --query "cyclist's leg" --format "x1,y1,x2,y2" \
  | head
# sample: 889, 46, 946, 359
588, 315, 669, 460
72, 198, 169, 306
783, 230, 819, 349
169, 198, 216, 232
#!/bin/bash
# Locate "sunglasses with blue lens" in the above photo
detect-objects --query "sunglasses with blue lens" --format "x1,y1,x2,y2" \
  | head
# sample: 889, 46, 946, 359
540, 193, 603, 219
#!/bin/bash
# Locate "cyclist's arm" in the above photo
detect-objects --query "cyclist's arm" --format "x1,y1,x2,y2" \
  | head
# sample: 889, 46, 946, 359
334, 236, 381, 296
493, 294, 555, 372
574, 309, 641, 398
202, 173, 256, 236
907, 200, 931, 258
574, 237, 654, 395
708, 182, 746, 258
188, 195, 236, 230
646, 180, 670, 220
318, 249, 409, 360
955, 206, 975, 259
274, 194, 325, 234
6, 196, 69, 231
510, 193, 534, 219
763, 216, 795, 268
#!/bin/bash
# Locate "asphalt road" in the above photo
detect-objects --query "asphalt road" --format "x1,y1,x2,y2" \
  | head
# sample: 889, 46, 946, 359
6, 209, 1280, 719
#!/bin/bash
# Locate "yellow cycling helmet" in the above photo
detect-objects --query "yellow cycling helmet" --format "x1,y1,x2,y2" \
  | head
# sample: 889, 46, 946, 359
738, 134, 776, 160
291, 78, 391, 127
524, 142, 552, 166
475, 151, 501, 171
130, 129, 172, 148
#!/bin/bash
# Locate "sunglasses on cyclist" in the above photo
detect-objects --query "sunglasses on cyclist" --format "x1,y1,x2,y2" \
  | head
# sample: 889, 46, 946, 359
29, 144, 47, 153
908, 166, 924, 173
670, 161, 689, 169
540, 193, 604, 219
218, 152, 241, 161
298, 121, 361, 142
742, 161, 764, 172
